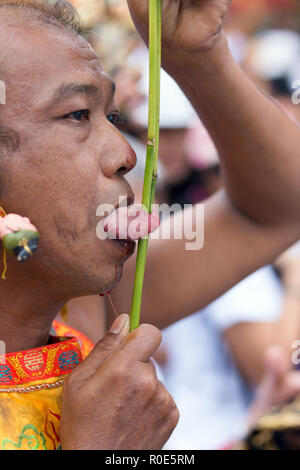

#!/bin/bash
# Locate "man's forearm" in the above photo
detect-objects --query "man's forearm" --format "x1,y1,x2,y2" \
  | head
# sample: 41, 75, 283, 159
162, 34, 300, 227
115, 2, 300, 329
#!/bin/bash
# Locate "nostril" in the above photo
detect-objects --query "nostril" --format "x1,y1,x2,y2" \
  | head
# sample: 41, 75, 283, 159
116, 167, 127, 175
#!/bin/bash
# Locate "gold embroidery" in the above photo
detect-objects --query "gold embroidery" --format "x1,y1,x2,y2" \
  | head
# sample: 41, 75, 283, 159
43, 348, 58, 376
7, 354, 30, 382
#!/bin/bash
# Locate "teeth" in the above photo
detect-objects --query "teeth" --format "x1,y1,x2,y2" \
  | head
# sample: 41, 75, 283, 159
102, 204, 160, 241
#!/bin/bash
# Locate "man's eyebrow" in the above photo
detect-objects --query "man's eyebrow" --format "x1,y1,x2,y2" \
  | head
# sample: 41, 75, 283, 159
51, 82, 99, 104
48, 80, 116, 106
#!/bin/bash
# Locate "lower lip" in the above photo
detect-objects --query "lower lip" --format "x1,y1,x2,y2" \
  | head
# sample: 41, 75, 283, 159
110, 239, 136, 256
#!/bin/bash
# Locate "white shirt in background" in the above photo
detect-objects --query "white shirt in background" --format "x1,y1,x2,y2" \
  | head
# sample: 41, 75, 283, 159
163, 266, 283, 450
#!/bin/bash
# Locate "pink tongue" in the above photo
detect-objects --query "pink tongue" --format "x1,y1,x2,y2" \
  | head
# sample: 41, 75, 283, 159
103, 205, 160, 241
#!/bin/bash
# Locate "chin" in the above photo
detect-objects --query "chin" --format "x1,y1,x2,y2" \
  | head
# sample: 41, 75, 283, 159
110, 263, 124, 290
97, 263, 124, 295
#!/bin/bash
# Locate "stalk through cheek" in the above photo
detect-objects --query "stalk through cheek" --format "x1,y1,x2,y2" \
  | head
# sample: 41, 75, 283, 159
130, 0, 162, 331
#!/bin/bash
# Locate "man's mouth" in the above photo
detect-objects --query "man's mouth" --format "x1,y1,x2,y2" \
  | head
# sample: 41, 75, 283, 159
101, 203, 160, 242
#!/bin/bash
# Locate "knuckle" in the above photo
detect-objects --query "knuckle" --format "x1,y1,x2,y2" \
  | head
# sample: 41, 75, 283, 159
110, 363, 145, 392
62, 370, 90, 404
138, 324, 162, 344
62, 376, 82, 408
112, 364, 129, 383
171, 404, 180, 425
156, 382, 170, 403
93, 336, 115, 355
168, 406, 180, 430
156, 383, 179, 421
63, 371, 79, 394
126, 370, 157, 397
140, 373, 157, 395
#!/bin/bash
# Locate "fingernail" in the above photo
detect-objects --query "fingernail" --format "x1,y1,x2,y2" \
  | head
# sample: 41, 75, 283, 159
109, 314, 130, 335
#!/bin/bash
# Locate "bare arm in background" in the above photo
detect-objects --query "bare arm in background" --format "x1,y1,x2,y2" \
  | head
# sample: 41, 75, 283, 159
110, 1, 300, 329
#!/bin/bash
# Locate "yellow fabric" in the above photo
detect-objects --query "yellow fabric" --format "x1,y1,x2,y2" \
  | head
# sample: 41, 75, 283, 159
0, 376, 64, 450
0, 324, 94, 451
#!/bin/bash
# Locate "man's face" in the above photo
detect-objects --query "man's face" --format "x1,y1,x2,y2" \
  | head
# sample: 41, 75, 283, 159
0, 11, 137, 298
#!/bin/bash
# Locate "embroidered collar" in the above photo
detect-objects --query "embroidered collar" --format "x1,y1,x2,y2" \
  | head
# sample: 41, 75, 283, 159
0, 337, 83, 388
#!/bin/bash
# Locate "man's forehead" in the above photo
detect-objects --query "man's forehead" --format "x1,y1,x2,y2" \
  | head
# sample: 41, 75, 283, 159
0, 20, 114, 107
0, 8, 99, 72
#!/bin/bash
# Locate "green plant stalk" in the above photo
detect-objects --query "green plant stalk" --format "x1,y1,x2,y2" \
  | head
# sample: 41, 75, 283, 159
150, 0, 161, 208
130, 0, 162, 331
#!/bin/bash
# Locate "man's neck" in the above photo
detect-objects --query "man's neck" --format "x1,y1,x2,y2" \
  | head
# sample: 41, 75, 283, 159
0, 272, 66, 353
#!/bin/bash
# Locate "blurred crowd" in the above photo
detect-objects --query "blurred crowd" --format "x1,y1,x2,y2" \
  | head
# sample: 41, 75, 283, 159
66, 0, 300, 450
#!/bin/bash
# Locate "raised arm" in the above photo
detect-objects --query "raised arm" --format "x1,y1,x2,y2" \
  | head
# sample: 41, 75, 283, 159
127, 0, 300, 225
111, 1, 300, 329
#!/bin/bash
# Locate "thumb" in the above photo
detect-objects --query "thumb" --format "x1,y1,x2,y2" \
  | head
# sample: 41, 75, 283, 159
74, 314, 130, 380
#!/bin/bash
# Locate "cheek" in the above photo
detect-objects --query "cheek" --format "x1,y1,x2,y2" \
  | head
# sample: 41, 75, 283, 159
5, 148, 102, 247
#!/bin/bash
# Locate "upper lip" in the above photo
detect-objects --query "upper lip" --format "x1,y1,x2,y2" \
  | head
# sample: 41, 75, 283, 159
112, 193, 135, 213
102, 193, 136, 243
117, 194, 135, 243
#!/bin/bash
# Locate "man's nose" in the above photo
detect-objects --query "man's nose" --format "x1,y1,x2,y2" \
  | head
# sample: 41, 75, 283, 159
100, 130, 137, 178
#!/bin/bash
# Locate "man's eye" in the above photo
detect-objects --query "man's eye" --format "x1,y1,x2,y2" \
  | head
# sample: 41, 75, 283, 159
107, 113, 121, 126
64, 109, 90, 121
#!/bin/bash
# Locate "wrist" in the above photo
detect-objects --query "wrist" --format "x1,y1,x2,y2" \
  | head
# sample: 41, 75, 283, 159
162, 32, 230, 78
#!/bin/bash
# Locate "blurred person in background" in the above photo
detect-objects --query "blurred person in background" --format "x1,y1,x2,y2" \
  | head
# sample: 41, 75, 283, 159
238, 244, 300, 450
243, 29, 300, 122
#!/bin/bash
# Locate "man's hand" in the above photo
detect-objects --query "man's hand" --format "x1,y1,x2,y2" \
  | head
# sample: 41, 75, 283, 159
59, 314, 179, 450
127, 0, 231, 54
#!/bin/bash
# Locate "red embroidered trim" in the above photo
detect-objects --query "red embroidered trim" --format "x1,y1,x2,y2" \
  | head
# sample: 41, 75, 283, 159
0, 337, 83, 388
